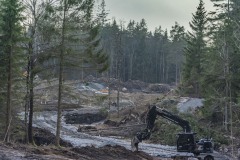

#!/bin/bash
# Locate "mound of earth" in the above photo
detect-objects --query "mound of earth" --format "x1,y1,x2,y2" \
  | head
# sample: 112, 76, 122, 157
71, 145, 154, 160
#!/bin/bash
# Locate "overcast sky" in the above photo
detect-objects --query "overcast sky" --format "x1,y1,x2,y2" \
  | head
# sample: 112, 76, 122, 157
104, 0, 215, 32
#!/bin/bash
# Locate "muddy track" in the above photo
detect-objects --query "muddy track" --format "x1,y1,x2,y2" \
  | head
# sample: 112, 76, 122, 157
31, 110, 191, 158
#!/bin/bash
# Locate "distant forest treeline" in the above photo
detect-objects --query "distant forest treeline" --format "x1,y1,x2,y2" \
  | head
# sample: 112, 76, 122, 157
100, 20, 185, 85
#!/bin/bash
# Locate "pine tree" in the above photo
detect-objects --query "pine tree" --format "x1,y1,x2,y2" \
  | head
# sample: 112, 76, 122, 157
182, 0, 207, 97
0, 35, 7, 134
54, 0, 89, 147
96, 0, 108, 26
169, 22, 185, 85
125, 20, 136, 80
151, 27, 169, 83
0, 0, 25, 142
107, 19, 120, 79
203, 0, 240, 133
133, 19, 148, 81
22, 0, 55, 144
40, 0, 108, 146
230, 0, 240, 50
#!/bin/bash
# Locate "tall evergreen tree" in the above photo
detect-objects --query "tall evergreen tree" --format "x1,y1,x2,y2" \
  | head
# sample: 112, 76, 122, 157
108, 19, 120, 79
125, 20, 136, 80
41, 0, 108, 146
182, 0, 207, 97
55, 0, 94, 147
0, 0, 25, 142
96, 0, 108, 26
169, 22, 185, 85
133, 19, 148, 81
230, 0, 240, 50
22, 0, 56, 144
203, 0, 240, 132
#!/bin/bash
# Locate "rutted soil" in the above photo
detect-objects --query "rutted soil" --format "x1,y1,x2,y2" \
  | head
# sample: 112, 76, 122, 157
0, 142, 156, 160
0, 126, 164, 160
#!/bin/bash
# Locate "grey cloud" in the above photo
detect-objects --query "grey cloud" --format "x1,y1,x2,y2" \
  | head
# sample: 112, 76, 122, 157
105, 0, 215, 31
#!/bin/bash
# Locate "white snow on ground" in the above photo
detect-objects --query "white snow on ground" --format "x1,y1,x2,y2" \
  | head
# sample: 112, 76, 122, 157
28, 110, 193, 158
177, 97, 204, 113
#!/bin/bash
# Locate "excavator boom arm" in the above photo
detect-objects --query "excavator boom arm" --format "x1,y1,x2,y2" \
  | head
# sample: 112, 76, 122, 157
132, 105, 192, 151
155, 107, 191, 133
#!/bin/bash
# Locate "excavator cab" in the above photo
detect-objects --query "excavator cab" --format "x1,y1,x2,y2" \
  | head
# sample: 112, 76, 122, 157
177, 133, 196, 152
196, 138, 214, 153
177, 133, 214, 154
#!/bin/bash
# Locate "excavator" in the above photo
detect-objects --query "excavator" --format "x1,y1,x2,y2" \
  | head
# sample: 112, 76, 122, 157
131, 105, 215, 160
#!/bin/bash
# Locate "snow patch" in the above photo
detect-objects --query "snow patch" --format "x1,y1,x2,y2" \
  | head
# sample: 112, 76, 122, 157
177, 97, 204, 113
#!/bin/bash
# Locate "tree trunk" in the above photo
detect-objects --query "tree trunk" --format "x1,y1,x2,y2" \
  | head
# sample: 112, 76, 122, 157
5, 46, 12, 143
166, 65, 169, 83
56, 1, 67, 147
129, 44, 135, 80
28, 55, 34, 144
108, 71, 111, 110
162, 51, 165, 83
175, 61, 178, 86
24, 70, 29, 144
129, 53, 133, 80
155, 48, 158, 83
117, 76, 120, 117
223, 31, 230, 131
223, 0, 231, 132
56, 54, 64, 147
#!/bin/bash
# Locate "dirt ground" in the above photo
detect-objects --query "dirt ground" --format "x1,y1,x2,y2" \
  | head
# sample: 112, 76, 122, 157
0, 126, 167, 160
0, 142, 169, 160
0, 89, 171, 160
1, 77, 237, 159
0, 79, 174, 160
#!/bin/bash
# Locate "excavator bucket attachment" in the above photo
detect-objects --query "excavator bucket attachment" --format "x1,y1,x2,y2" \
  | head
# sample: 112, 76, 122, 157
131, 136, 140, 152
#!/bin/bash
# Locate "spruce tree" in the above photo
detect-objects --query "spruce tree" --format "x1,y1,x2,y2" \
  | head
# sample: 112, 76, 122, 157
182, 0, 207, 97
133, 19, 148, 81
96, 0, 108, 26
40, 0, 108, 146
0, 0, 25, 142
203, 0, 240, 132
169, 22, 185, 85
54, 0, 92, 147
22, 0, 55, 144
